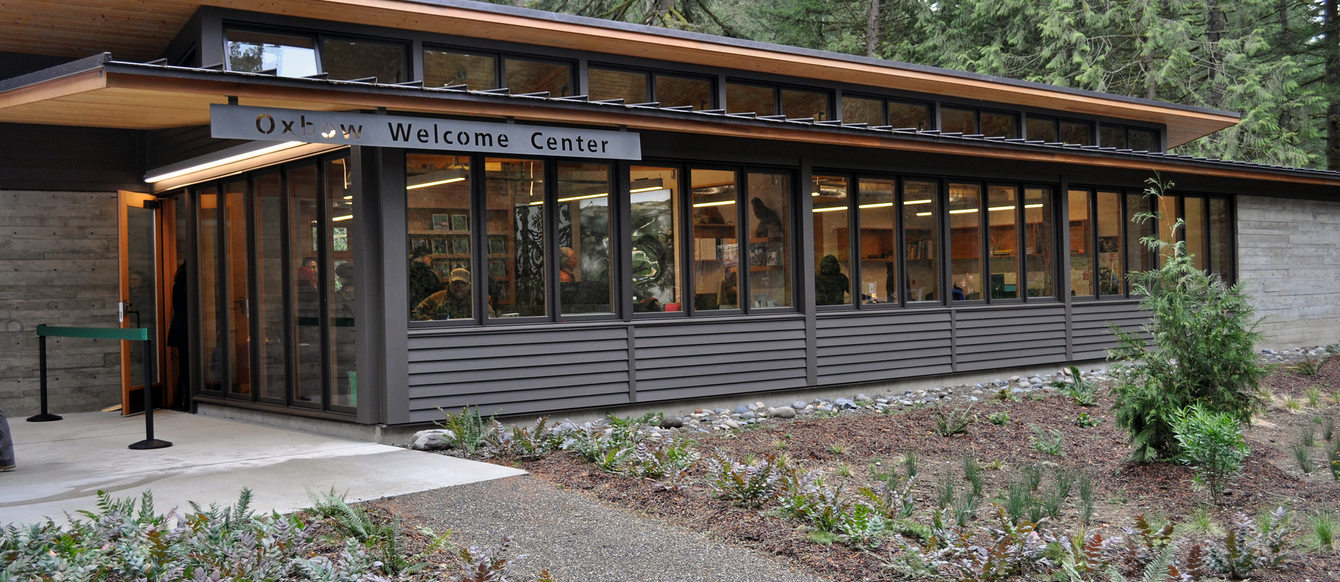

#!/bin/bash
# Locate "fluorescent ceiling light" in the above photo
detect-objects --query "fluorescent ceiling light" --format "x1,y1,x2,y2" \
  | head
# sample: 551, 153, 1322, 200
903, 199, 932, 205
915, 211, 932, 217
332, 214, 353, 222
858, 202, 893, 209
692, 200, 736, 208
1024, 203, 1044, 209
948, 208, 979, 214
987, 205, 1015, 211
557, 192, 609, 203
812, 206, 846, 213
630, 185, 663, 193
406, 176, 466, 190
145, 141, 305, 184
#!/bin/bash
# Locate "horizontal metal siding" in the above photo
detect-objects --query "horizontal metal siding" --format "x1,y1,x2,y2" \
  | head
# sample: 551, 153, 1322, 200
1070, 301, 1148, 361
634, 317, 808, 401
815, 310, 954, 385
953, 306, 1069, 372
406, 326, 630, 421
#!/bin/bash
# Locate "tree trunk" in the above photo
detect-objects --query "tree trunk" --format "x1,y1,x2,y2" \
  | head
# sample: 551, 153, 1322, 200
866, 0, 880, 57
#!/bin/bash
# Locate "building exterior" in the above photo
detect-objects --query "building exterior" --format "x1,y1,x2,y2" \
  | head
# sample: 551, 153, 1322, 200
2, 0, 1337, 427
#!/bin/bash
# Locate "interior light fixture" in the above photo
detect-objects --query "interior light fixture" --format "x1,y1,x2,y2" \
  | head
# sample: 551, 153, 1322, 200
902, 199, 933, 205
144, 141, 305, 184
691, 200, 736, 208
948, 208, 979, 214
812, 206, 846, 213
406, 176, 466, 190
332, 214, 353, 222
915, 211, 932, 217
858, 202, 894, 209
630, 185, 663, 194
1023, 203, 1044, 209
987, 205, 1015, 211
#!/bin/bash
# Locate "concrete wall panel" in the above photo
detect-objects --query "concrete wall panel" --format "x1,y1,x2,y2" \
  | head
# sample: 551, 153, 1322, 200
1237, 195, 1340, 348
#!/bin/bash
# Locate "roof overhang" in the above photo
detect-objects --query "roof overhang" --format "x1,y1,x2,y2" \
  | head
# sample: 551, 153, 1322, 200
1, 0, 1235, 147
0, 58, 1331, 190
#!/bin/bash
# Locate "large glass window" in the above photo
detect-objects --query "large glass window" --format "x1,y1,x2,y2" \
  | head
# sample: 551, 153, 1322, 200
1099, 125, 1127, 149
487, 158, 547, 317
941, 107, 976, 134
503, 57, 572, 96
1096, 190, 1123, 295
1126, 192, 1152, 279
326, 158, 355, 408
1060, 120, 1092, 146
691, 169, 738, 310
1024, 187, 1054, 298
726, 83, 775, 115
320, 38, 404, 83
423, 48, 496, 89
1158, 194, 1179, 262
1130, 128, 1159, 152
630, 166, 683, 312
841, 95, 883, 126
948, 183, 983, 300
988, 185, 1019, 299
1184, 197, 1207, 270
557, 162, 614, 315
858, 178, 896, 304
1208, 197, 1232, 282
589, 67, 648, 103
253, 172, 286, 401
980, 111, 1017, 138
1027, 117, 1058, 142
1068, 189, 1093, 297
655, 74, 712, 109
903, 180, 938, 302
747, 172, 793, 308
406, 154, 471, 321
197, 185, 222, 393
288, 165, 322, 403
781, 88, 829, 120
889, 101, 932, 130
223, 179, 250, 397
812, 175, 851, 306
224, 29, 317, 77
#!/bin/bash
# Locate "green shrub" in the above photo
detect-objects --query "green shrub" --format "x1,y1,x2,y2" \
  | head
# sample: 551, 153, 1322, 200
1029, 425, 1065, 457
933, 404, 975, 437
1108, 177, 1266, 462
704, 452, 783, 508
437, 405, 494, 457
988, 411, 1010, 425
1053, 365, 1100, 406
1170, 405, 1250, 499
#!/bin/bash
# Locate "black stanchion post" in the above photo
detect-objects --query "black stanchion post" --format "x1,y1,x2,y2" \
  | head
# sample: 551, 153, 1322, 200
130, 336, 171, 450
28, 330, 62, 422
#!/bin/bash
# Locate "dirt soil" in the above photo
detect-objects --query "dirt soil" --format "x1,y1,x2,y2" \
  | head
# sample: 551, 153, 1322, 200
505, 359, 1340, 581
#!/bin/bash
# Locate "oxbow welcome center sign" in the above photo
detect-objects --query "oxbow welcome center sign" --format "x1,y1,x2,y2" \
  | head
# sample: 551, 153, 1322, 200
210, 104, 642, 160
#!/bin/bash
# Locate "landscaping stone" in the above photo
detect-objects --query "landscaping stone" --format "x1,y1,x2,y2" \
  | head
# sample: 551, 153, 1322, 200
768, 406, 797, 419
409, 429, 456, 451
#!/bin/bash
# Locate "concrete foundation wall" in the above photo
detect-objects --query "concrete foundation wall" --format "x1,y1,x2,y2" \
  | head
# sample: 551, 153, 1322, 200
1237, 195, 1340, 349
0, 190, 122, 416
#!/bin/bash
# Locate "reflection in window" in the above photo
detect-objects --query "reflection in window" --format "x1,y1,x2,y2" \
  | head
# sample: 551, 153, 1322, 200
1099, 125, 1127, 149
1027, 117, 1058, 142
225, 30, 317, 77
1184, 197, 1206, 270
1068, 189, 1093, 297
558, 162, 614, 315
1024, 187, 1054, 298
1158, 195, 1179, 263
889, 100, 932, 130
949, 183, 983, 300
289, 165, 321, 402
1130, 129, 1159, 151
488, 158, 547, 317
320, 38, 404, 82
781, 88, 828, 120
747, 172, 792, 308
504, 57, 572, 96
326, 158, 355, 407
223, 179, 250, 397
691, 169, 737, 311
841, 95, 883, 125
988, 185, 1019, 299
726, 83, 775, 114
630, 166, 682, 312
1208, 198, 1231, 281
655, 74, 712, 109
1096, 191, 1123, 295
1060, 120, 1092, 145
1125, 192, 1152, 277
589, 67, 648, 102
903, 180, 938, 302
812, 175, 850, 306
941, 107, 976, 134
980, 111, 1016, 138
197, 185, 222, 393
406, 153, 471, 321
858, 178, 896, 304
254, 172, 287, 401
424, 48, 496, 89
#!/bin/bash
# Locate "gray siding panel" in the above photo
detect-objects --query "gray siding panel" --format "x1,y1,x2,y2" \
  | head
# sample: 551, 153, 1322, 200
633, 317, 808, 400
407, 326, 631, 417
953, 305, 1069, 369
1071, 301, 1147, 360
815, 310, 955, 383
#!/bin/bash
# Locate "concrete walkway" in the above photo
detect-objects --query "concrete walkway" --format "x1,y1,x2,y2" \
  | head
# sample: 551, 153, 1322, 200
0, 410, 524, 526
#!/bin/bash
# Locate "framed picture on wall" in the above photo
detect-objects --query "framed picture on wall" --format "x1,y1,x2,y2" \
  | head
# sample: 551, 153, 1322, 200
488, 235, 505, 255
431, 214, 452, 231
410, 238, 428, 254
449, 235, 470, 255
450, 213, 469, 231
489, 259, 506, 278
431, 237, 449, 255
1098, 236, 1119, 253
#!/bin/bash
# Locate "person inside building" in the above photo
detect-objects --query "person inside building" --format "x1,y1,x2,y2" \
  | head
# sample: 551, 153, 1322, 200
558, 246, 577, 283
413, 268, 475, 320
407, 246, 440, 308
814, 254, 849, 305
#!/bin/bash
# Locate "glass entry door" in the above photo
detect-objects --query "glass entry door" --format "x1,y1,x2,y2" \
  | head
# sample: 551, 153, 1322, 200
118, 191, 164, 414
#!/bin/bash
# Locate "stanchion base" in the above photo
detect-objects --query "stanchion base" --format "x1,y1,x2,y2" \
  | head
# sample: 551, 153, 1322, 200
27, 413, 62, 422
129, 439, 172, 450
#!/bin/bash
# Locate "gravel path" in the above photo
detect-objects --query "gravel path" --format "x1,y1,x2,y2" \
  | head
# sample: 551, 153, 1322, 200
374, 475, 828, 582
